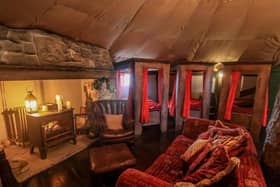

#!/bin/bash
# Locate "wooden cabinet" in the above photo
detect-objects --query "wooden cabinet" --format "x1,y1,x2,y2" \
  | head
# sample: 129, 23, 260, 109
26, 109, 76, 159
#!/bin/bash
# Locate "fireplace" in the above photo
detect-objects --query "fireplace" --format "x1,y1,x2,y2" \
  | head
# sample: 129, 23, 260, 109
26, 109, 76, 159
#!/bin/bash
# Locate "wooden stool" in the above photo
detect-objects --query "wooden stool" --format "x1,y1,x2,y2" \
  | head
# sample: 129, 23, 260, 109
89, 143, 136, 185
90, 143, 136, 174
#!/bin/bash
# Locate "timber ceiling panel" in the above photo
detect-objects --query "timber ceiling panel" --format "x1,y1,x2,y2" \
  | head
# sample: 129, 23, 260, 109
0, 0, 280, 63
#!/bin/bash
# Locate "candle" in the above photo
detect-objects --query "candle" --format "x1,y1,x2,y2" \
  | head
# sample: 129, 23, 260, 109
41, 105, 48, 112
66, 101, 71, 109
55, 94, 63, 112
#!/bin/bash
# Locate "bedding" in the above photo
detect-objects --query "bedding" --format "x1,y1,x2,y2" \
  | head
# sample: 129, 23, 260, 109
232, 105, 253, 114
148, 99, 161, 111
232, 98, 254, 114
190, 99, 202, 111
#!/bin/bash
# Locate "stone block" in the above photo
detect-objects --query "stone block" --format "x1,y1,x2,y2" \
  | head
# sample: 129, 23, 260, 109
23, 43, 36, 54
7, 30, 32, 43
33, 34, 65, 64
0, 25, 112, 69
1, 51, 39, 65
0, 40, 23, 52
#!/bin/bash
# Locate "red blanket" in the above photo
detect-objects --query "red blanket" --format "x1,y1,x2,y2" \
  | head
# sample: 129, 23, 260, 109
190, 99, 202, 111
148, 99, 161, 112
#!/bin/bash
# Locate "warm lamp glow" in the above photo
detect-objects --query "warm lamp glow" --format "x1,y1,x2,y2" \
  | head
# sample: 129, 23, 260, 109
25, 91, 38, 113
213, 62, 224, 72
218, 71, 224, 78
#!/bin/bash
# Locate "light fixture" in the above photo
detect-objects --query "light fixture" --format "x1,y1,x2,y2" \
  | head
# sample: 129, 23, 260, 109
24, 90, 38, 113
213, 62, 224, 72
218, 71, 224, 78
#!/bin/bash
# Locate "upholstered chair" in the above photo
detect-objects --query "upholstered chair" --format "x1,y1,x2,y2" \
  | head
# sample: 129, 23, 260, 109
88, 100, 134, 144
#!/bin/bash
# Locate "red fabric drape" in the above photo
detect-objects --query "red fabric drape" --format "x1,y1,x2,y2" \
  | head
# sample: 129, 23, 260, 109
157, 69, 163, 106
182, 71, 192, 118
224, 71, 241, 120
169, 74, 177, 116
140, 68, 149, 123
262, 88, 269, 127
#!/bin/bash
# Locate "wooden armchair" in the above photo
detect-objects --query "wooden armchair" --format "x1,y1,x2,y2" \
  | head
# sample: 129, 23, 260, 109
88, 100, 134, 145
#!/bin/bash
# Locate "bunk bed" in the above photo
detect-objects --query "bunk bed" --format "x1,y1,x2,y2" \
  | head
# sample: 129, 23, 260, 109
217, 63, 271, 144
115, 58, 170, 135
174, 62, 214, 130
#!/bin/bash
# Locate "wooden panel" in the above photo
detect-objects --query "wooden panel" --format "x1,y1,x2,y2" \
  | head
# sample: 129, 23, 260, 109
111, 0, 200, 60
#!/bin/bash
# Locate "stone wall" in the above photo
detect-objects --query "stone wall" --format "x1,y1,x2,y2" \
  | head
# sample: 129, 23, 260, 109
263, 88, 280, 171
0, 25, 112, 69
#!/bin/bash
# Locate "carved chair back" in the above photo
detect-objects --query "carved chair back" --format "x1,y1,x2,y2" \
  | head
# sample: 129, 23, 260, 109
88, 100, 128, 132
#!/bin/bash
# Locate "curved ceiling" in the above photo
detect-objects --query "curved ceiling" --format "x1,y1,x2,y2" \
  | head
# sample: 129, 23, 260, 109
0, 0, 280, 64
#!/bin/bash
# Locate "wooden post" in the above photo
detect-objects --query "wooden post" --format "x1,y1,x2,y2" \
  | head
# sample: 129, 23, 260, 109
134, 63, 143, 136
202, 67, 213, 118
160, 64, 170, 133
175, 66, 185, 131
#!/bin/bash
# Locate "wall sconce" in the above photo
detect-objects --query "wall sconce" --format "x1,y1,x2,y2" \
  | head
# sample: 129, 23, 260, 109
213, 62, 224, 72
24, 91, 38, 113
218, 71, 224, 78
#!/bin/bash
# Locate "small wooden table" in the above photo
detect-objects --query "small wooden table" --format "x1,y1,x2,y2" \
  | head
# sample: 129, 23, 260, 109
26, 109, 76, 159
89, 143, 136, 174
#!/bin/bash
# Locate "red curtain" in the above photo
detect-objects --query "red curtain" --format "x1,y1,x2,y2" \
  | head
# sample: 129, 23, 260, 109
224, 71, 241, 120
169, 73, 177, 116
116, 70, 130, 99
157, 69, 163, 105
182, 71, 192, 118
140, 68, 149, 123
262, 88, 269, 127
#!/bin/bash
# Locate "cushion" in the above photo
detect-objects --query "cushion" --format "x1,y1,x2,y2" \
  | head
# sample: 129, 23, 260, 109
101, 129, 133, 138
175, 156, 240, 187
180, 139, 208, 163
165, 135, 194, 159
184, 146, 230, 183
145, 153, 184, 183
104, 114, 123, 130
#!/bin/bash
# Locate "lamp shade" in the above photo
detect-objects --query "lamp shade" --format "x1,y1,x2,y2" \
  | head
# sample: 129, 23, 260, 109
24, 91, 38, 113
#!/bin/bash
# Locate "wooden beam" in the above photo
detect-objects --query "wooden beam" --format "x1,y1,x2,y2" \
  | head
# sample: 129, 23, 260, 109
0, 66, 114, 80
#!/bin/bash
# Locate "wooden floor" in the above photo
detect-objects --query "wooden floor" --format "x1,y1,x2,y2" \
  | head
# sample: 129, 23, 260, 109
23, 125, 176, 187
